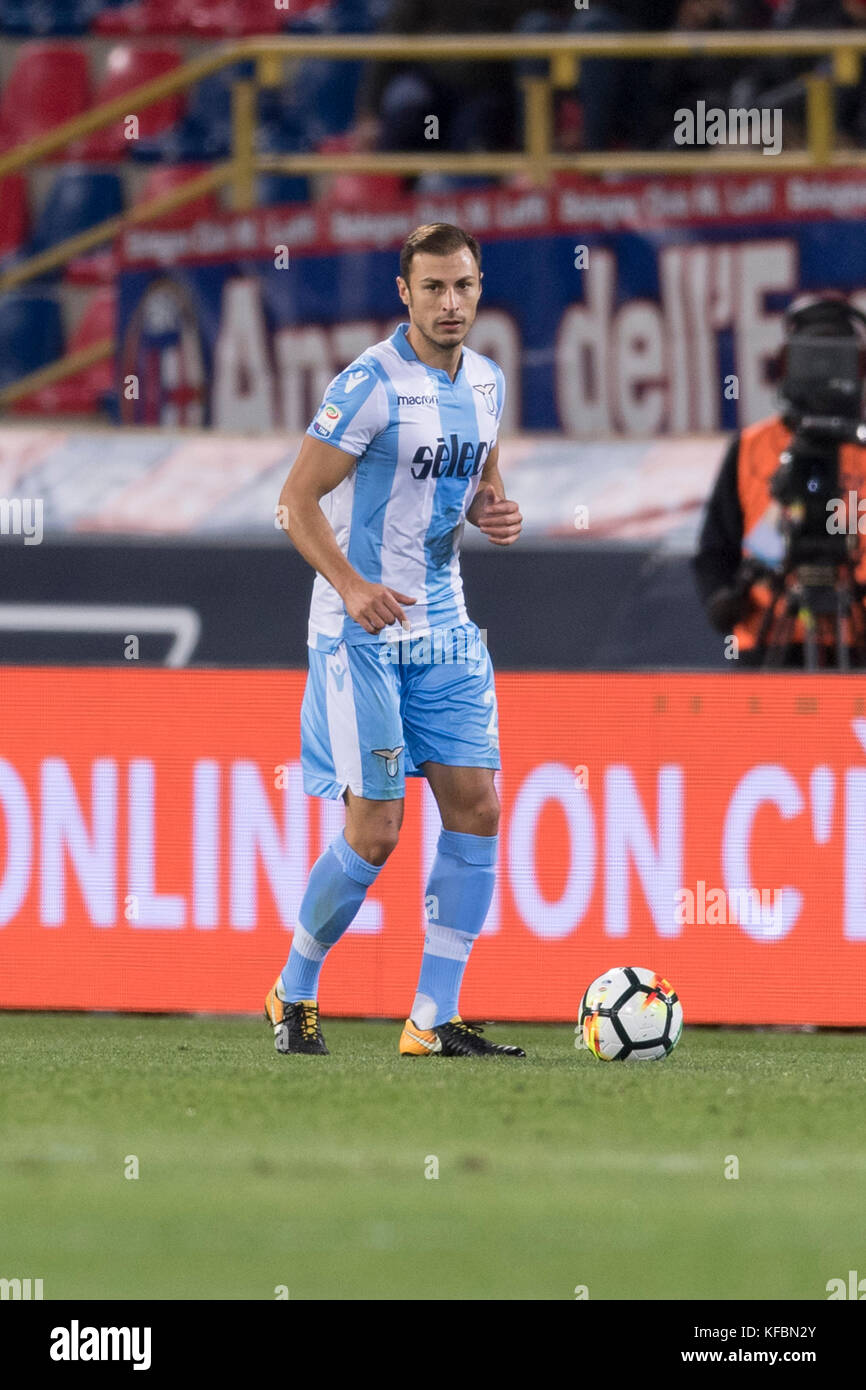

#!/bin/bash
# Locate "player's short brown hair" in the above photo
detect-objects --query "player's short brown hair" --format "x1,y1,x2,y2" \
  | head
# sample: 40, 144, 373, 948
399, 224, 482, 284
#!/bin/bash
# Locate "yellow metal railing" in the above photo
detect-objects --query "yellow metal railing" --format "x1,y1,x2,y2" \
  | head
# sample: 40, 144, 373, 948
2, 29, 865, 409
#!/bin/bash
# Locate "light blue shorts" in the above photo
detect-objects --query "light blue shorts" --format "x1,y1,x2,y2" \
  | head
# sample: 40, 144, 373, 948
300, 622, 500, 801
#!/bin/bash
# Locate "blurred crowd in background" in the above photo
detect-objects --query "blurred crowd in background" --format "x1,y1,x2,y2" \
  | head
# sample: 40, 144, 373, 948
353, 0, 866, 160
4, 0, 866, 173
2, 0, 866, 411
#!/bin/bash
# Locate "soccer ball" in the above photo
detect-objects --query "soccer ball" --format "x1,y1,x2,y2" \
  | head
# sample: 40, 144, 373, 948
578, 966, 683, 1061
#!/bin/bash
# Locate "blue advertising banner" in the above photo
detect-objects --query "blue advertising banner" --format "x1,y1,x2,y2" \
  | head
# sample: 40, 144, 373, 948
117, 170, 866, 436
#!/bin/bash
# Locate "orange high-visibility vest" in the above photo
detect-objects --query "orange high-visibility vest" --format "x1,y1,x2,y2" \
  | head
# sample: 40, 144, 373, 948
735, 416, 866, 651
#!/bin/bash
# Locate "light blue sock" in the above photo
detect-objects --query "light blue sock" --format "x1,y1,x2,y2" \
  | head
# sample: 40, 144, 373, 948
281, 830, 382, 1003
411, 829, 498, 1029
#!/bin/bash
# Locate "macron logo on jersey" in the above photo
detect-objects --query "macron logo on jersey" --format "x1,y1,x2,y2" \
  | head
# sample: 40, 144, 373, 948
344, 371, 369, 392
398, 373, 439, 407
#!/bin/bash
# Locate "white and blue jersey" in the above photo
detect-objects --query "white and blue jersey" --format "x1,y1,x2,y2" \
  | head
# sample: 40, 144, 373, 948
304, 321, 505, 652
298, 322, 504, 801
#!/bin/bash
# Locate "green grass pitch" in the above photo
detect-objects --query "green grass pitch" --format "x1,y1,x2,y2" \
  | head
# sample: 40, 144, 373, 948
1, 1012, 864, 1301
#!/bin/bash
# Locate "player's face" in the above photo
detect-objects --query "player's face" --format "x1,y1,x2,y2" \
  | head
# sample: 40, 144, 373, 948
397, 249, 482, 351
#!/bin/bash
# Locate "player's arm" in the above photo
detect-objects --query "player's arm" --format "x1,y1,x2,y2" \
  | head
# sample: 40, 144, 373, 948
278, 435, 416, 633
465, 442, 523, 546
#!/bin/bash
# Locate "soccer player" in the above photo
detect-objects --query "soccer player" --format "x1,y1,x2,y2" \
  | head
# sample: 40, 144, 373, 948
266, 223, 525, 1058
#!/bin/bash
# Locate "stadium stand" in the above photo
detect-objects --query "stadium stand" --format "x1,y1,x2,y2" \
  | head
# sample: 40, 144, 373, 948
0, 172, 28, 260
180, 0, 291, 38
133, 161, 222, 225
8, 282, 114, 413
0, 0, 379, 36
0, 288, 63, 388
94, 0, 208, 38
21, 167, 124, 276
1, 2, 863, 417
130, 59, 255, 161
62, 161, 221, 282
0, 41, 90, 155
67, 43, 185, 160
0, 0, 103, 36
95, 0, 290, 38
316, 132, 404, 208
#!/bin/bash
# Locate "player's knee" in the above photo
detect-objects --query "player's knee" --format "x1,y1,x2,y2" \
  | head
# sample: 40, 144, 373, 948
465, 791, 500, 837
348, 808, 403, 865
359, 826, 401, 864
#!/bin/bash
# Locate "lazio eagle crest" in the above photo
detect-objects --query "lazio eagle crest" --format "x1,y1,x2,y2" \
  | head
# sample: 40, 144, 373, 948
371, 745, 404, 777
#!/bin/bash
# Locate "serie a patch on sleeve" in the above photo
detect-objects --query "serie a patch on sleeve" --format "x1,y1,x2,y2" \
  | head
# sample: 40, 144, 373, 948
312, 403, 343, 437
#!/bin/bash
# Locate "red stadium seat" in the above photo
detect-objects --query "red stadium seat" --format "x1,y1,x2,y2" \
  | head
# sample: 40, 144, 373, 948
64, 162, 221, 284
25, 166, 123, 286
134, 162, 222, 227
95, 0, 299, 36
318, 132, 406, 211
0, 43, 90, 156
281, 0, 331, 21
63, 246, 117, 286
69, 44, 185, 160
10, 286, 116, 416
186, 0, 287, 36
0, 174, 29, 259
94, 0, 198, 36
0, 291, 64, 392
324, 173, 406, 210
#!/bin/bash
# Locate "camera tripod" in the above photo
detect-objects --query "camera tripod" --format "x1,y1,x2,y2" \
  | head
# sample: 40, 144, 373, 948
750, 554, 866, 669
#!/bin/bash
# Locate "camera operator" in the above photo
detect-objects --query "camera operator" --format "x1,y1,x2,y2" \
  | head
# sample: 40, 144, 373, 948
692, 293, 866, 668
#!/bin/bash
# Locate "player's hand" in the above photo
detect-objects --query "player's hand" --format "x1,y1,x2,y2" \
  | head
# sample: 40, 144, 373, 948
341, 578, 417, 634
468, 484, 522, 546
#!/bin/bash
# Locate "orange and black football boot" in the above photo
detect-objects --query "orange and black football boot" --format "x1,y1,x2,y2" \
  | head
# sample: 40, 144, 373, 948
265, 979, 328, 1055
399, 1015, 525, 1058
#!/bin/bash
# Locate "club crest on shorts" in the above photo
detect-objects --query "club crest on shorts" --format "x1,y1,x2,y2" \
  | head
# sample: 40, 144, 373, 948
371, 745, 404, 777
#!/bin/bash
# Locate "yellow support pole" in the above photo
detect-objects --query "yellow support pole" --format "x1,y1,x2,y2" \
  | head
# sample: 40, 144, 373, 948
0, 339, 114, 410
551, 52, 578, 89
256, 148, 821, 175
0, 47, 232, 180
805, 73, 834, 166
0, 164, 231, 295
257, 151, 525, 176
833, 47, 860, 86
257, 52, 283, 89
231, 79, 257, 211
520, 76, 553, 186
